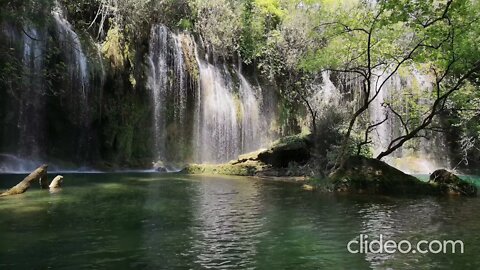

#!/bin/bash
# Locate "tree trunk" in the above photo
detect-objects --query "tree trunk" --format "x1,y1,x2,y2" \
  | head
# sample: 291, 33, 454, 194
0, 165, 48, 197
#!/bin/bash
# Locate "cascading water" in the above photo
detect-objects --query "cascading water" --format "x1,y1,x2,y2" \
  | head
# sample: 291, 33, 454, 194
52, 5, 94, 162
18, 25, 47, 160
309, 71, 343, 110
194, 59, 240, 163
52, 7, 90, 109
0, 6, 96, 172
147, 25, 273, 165
369, 69, 451, 173
193, 39, 273, 163
305, 70, 450, 174
238, 73, 268, 153
147, 25, 195, 163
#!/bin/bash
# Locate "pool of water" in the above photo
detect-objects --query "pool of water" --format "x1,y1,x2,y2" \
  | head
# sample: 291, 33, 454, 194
0, 173, 479, 269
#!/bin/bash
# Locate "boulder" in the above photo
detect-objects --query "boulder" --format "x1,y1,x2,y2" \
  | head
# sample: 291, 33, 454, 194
329, 156, 436, 195
256, 133, 312, 167
183, 133, 313, 177
429, 169, 477, 196
153, 161, 167, 172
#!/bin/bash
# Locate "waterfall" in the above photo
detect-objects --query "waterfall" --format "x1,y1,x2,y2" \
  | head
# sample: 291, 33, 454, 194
193, 39, 272, 163
1, 6, 96, 172
52, 8, 89, 99
194, 59, 240, 163
309, 71, 342, 111
147, 25, 273, 164
238, 73, 268, 153
369, 69, 451, 173
147, 25, 195, 163
18, 25, 47, 160
52, 6, 94, 162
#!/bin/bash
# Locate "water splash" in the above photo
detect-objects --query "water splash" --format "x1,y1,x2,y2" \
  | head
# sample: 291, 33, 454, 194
0, 153, 41, 173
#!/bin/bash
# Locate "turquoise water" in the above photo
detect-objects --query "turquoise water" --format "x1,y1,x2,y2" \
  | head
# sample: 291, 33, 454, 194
0, 173, 479, 269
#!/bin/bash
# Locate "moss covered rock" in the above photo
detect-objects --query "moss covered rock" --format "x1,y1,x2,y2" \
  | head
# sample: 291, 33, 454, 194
182, 161, 265, 176
329, 156, 437, 195
182, 133, 312, 176
429, 169, 477, 196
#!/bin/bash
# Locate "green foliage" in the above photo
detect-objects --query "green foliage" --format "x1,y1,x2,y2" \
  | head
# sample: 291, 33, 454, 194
102, 26, 126, 70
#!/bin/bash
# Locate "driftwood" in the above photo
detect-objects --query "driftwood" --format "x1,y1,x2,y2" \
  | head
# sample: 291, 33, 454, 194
0, 164, 48, 197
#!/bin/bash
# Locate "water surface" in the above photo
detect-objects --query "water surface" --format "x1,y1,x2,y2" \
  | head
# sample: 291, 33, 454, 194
0, 173, 479, 269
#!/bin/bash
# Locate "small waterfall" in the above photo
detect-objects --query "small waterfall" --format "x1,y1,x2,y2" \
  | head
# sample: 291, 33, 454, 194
309, 71, 342, 110
147, 24, 273, 164
52, 9, 89, 99
194, 58, 240, 163
238, 73, 268, 153
194, 44, 271, 163
18, 25, 47, 160
52, 6, 94, 162
147, 25, 194, 163
369, 69, 450, 173
370, 73, 403, 157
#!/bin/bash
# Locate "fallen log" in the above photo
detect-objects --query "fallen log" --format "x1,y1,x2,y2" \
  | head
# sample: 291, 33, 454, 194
0, 164, 48, 197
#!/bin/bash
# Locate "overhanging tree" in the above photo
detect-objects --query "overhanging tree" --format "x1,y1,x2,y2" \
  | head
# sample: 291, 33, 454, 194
301, 0, 480, 170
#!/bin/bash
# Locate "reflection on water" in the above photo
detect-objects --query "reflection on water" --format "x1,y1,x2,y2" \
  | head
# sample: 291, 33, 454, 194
0, 173, 479, 269
190, 177, 263, 269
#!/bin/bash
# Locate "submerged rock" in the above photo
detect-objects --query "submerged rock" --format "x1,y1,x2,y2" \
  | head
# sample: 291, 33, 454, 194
153, 161, 167, 172
429, 169, 477, 196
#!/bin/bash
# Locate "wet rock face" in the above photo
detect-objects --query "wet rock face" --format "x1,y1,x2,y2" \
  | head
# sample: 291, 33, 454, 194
429, 169, 477, 196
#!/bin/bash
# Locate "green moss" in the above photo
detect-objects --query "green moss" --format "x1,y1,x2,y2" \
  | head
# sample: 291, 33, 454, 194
329, 156, 439, 195
102, 26, 126, 70
179, 34, 199, 80
182, 162, 264, 176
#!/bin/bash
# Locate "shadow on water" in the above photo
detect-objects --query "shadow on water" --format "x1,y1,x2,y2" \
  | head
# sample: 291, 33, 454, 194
0, 173, 479, 269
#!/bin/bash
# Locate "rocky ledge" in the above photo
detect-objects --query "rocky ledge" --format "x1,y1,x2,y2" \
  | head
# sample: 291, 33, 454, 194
182, 134, 477, 197
328, 156, 477, 196
181, 133, 312, 177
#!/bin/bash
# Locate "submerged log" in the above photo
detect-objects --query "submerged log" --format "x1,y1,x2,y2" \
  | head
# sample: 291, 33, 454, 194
0, 165, 48, 197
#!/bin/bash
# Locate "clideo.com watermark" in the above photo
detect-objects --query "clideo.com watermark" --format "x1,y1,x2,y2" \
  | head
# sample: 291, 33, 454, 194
347, 234, 464, 254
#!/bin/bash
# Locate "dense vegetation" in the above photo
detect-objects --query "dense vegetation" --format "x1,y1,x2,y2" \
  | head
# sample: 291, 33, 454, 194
1, 0, 479, 173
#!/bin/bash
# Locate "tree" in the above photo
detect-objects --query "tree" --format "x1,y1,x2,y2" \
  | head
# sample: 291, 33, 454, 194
301, 0, 480, 170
